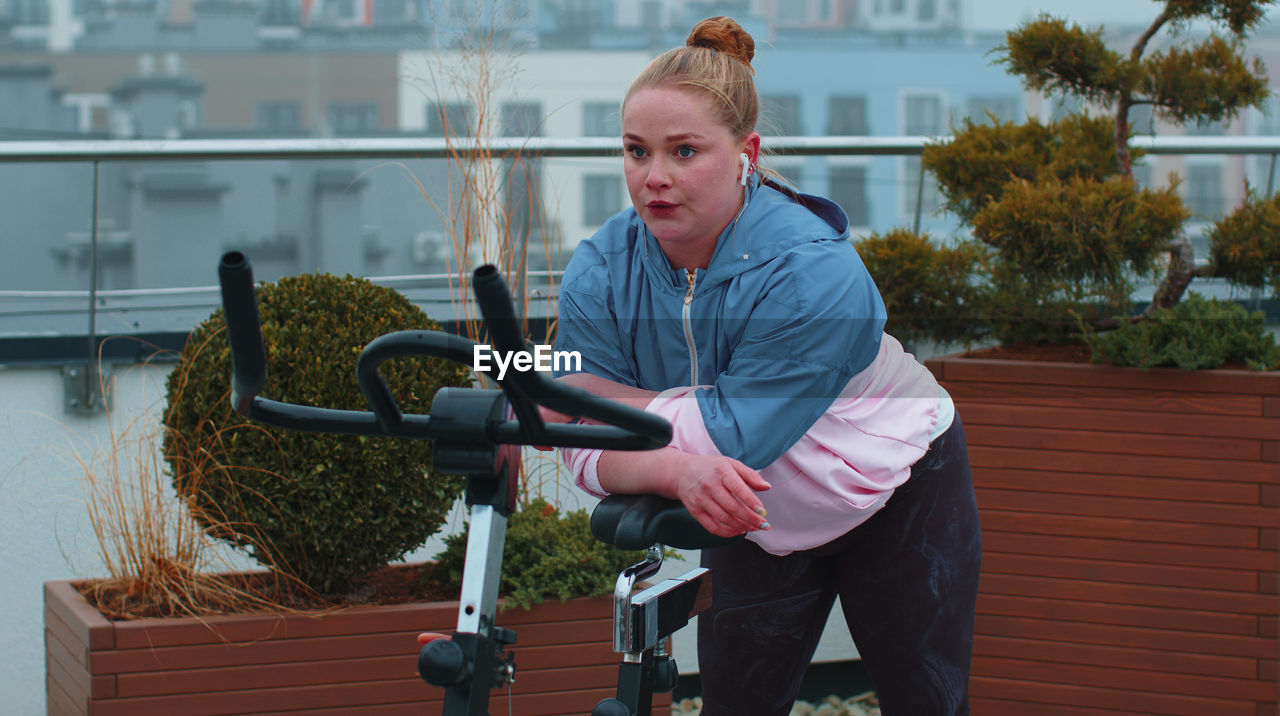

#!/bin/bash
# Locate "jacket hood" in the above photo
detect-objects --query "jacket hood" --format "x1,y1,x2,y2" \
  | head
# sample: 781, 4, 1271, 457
638, 175, 852, 293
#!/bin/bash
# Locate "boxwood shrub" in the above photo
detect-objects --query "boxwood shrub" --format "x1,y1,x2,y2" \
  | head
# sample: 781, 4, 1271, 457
162, 272, 473, 595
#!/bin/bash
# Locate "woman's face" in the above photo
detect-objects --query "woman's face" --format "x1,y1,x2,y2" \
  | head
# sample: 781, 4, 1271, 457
622, 85, 759, 270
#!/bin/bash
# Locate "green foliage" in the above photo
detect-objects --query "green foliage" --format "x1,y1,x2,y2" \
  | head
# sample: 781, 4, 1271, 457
908, 0, 1280, 358
432, 498, 651, 610
853, 229, 991, 347
1140, 34, 1269, 125
972, 175, 1187, 284
999, 16, 1131, 105
163, 273, 473, 595
1208, 191, 1280, 295
1085, 292, 1280, 371
924, 114, 1130, 225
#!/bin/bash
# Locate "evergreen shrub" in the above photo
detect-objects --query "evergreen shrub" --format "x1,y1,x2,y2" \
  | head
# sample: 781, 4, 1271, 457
162, 272, 473, 595
432, 498, 651, 610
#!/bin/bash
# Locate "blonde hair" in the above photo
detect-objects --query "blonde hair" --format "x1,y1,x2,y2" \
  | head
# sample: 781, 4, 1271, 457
623, 16, 759, 140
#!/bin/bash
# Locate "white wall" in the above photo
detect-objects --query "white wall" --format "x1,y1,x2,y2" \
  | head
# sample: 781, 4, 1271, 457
0, 362, 196, 715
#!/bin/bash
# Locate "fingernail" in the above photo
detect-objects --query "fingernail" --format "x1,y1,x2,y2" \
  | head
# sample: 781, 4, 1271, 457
755, 506, 768, 517
760, 521, 771, 530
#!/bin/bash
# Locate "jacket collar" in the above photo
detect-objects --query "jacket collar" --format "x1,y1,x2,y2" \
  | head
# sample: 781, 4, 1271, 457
638, 174, 851, 294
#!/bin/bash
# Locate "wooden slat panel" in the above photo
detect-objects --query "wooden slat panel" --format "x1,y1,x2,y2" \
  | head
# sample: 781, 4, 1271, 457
983, 551, 1259, 593
969, 695, 1141, 716
977, 593, 1258, 637
980, 573, 1279, 616
975, 468, 1261, 505
969, 446, 1280, 483
114, 639, 617, 698
980, 509, 1261, 549
44, 581, 113, 651
965, 424, 1260, 461
110, 600, 458, 650
46, 676, 86, 716
92, 670, 621, 716
974, 633, 1258, 680
976, 488, 1279, 528
959, 402, 1280, 440
931, 357, 1280, 396
946, 380, 1262, 416
98, 617, 612, 675
977, 614, 1277, 659
982, 529, 1276, 572
47, 627, 114, 701
970, 675, 1257, 716
973, 655, 1277, 702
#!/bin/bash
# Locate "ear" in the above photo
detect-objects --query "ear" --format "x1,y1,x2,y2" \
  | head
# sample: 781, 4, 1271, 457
742, 132, 762, 165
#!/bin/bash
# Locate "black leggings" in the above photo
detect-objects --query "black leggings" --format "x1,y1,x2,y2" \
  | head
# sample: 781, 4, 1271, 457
697, 416, 982, 716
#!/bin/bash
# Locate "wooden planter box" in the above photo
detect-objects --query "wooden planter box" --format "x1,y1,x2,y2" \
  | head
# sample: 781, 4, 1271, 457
927, 355, 1280, 715
46, 579, 664, 715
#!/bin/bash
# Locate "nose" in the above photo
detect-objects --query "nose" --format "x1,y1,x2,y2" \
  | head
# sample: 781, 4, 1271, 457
645, 156, 670, 190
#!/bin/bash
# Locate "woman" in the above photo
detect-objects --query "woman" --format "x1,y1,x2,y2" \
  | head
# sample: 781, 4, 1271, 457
549, 16, 981, 715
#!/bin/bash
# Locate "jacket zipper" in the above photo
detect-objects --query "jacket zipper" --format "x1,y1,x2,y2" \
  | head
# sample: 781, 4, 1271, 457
682, 270, 698, 386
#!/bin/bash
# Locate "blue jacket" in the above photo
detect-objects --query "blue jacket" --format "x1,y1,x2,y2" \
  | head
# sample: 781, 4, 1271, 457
554, 177, 887, 469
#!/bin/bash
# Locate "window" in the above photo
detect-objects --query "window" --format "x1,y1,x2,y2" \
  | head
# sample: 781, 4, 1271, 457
583, 174, 623, 225
425, 101, 473, 137
829, 165, 869, 227
760, 95, 802, 136
1187, 117, 1226, 136
373, 0, 414, 24
256, 101, 300, 131
326, 102, 379, 133
1050, 95, 1081, 122
903, 93, 943, 136
1185, 163, 1224, 219
559, 0, 601, 30
778, 1, 807, 24
1128, 104, 1155, 135
582, 101, 619, 137
828, 95, 868, 136
902, 92, 945, 218
12, 0, 50, 23
917, 0, 936, 21
262, 0, 300, 24
964, 95, 1017, 126
501, 101, 543, 137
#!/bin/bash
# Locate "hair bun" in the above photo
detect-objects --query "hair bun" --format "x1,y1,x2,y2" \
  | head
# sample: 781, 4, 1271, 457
686, 16, 754, 67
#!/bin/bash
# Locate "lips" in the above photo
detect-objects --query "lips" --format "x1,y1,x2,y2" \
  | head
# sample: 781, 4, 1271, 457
646, 201, 678, 218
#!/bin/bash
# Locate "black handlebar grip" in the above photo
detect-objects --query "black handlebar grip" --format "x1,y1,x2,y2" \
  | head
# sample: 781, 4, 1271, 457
218, 251, 268, 414
471, 265, 525, 355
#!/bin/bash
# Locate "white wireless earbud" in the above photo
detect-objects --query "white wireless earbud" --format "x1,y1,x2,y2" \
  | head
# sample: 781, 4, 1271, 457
739, 153, 751, 186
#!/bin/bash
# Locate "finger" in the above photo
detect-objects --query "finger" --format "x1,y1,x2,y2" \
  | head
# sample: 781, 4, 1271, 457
708, 483, 764, 534
717, 473, 771, 531
687, 498, 746, 538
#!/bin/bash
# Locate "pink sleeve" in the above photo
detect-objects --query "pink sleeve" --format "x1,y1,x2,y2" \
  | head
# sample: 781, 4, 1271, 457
559, 386, 719, 498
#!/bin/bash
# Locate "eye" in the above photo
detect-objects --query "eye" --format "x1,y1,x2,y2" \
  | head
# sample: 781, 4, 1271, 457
625, 144, 648, 159
675, 145, 697, 158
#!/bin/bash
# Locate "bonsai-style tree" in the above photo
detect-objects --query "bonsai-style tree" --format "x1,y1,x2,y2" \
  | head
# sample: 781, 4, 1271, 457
873, 0, 1280, 367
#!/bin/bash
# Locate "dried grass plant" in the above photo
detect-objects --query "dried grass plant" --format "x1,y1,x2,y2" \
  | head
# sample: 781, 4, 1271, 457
74, 348, 311, 620
406, 0, 570, 504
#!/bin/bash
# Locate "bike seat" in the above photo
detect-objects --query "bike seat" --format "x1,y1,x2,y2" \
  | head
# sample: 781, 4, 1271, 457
590, 494, 745, 550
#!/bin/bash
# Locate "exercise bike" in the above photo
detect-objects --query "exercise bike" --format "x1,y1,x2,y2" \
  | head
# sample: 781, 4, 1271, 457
216, 251, 741, 715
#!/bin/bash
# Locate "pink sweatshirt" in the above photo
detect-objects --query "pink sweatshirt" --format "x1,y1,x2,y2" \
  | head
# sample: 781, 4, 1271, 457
562, 333, 949, 555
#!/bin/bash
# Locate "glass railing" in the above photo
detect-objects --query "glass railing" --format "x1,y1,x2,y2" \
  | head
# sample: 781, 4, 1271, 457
2, 134, 1276, 369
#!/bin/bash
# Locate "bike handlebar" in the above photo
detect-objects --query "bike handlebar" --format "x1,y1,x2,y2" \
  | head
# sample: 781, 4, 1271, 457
216, 252, 672, 451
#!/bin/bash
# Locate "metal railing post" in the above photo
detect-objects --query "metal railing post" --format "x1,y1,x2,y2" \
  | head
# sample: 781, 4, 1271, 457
63, 159, 111, 414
